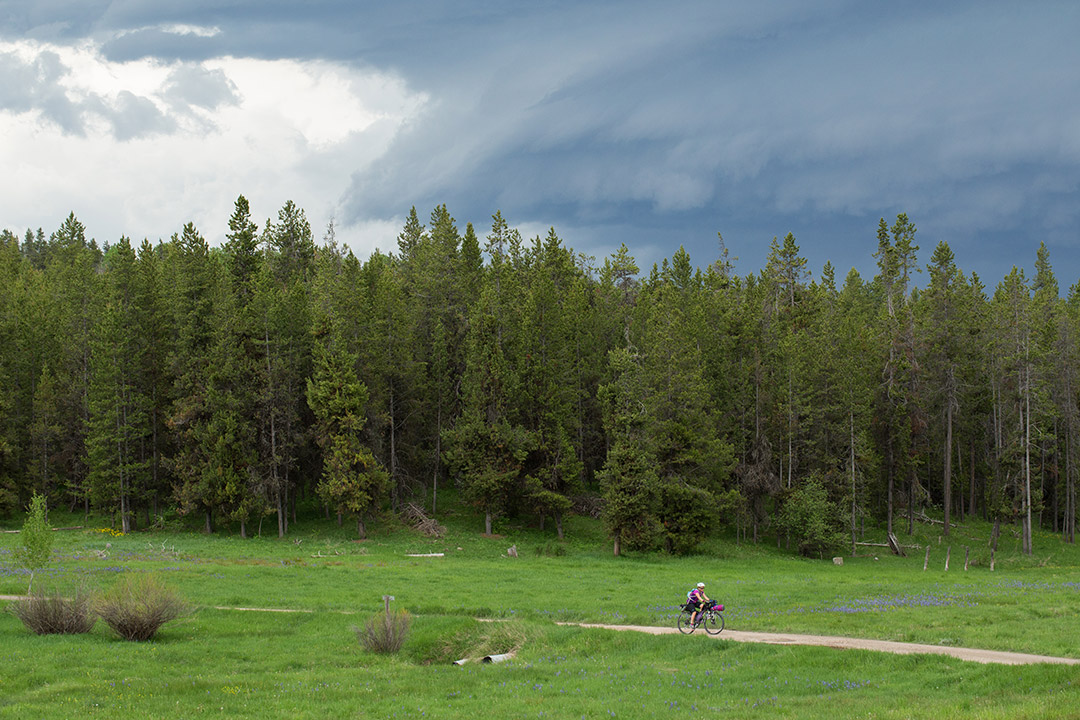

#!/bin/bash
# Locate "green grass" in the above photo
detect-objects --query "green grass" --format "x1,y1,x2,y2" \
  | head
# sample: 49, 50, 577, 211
1, 501, 1079, 718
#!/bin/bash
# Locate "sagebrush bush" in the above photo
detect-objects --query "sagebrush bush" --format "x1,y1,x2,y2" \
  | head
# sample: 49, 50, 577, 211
94, 574, 189, 641
357, 608, 411, 653
10, 586, 96, 635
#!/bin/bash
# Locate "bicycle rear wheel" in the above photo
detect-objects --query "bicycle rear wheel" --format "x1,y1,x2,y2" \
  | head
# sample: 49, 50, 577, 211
677, 611, 695, 634
703, 612, 724, 635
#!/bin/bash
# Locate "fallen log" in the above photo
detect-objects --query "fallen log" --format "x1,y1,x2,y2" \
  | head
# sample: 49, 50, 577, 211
887, 532, 907, 557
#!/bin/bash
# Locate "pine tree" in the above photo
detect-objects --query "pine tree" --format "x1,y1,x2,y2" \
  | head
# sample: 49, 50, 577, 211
307, 324, 388, 538
598, 346, 660, 556
990, 268, 1034, 554
922, 241, 963, 536
167, 223, 219, 532
444, 280, 530, 535
518, 229, 585, 538
86, 238, 149, 532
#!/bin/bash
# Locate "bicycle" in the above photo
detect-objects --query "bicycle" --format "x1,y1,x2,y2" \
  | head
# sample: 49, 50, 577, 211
677, 600, 724, 635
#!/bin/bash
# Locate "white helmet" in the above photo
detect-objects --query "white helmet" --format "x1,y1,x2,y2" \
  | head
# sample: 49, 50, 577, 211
697, 582, 705, 588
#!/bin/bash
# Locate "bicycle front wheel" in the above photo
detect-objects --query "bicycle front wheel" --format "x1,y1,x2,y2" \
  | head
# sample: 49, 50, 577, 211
703, 612, 724, 635
677, 611, 695, 634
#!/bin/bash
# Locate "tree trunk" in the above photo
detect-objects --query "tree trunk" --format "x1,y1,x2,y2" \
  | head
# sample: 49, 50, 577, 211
433, 403, 441, 515
969, 438, 977, 519
886, 434, 894, 538
908, 464, 915, 536
850, 408, 857, 555
389, 383, 398, 511
485, 511, 492, 535
943, 400, 952, 537
613, 534, 621, 557
1023, 363, 1033, 556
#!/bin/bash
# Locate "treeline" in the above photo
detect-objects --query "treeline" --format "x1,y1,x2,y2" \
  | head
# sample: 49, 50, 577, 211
0, 201, 1076, 556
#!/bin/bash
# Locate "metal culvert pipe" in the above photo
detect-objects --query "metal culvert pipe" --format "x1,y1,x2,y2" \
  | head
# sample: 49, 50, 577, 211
482, 652, 514, 664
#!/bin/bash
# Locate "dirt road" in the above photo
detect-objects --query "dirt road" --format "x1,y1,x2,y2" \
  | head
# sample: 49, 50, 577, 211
571, 622, 1080, 666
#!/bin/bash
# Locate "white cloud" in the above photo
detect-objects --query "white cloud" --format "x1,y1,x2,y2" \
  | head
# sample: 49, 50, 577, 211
0, 38, 427, 250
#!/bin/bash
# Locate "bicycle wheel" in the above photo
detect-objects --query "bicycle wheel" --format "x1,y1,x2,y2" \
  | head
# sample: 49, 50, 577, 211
703, 612, 724, 635
677, 611, 695, 634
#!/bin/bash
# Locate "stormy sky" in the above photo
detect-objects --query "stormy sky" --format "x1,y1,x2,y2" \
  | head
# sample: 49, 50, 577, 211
2, 1, 1078, 286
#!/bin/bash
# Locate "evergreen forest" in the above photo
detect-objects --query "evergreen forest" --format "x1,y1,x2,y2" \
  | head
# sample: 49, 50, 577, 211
1, 199, 1076, 558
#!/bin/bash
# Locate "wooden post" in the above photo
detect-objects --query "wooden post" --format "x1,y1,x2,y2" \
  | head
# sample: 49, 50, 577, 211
964, 547, 969, 571
923, 546, 930, 571
945, 546, 951, 571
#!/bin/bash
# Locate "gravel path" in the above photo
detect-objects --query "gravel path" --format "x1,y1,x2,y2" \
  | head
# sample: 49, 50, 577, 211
571, 623, 1080, 666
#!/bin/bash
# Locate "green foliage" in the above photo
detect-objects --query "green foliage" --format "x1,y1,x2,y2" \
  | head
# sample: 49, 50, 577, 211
10, 585, 96, 635
357, 607, 411, 654
599, 440, 662, 553
776, 478, 846, 558
658, 481, 717, 554
307, 333, 388, 537
3, 203, 1080, 561
13, 492, 52, 592
533, 540, 568, 557
444, 416, 532, 533
94, 574, 189, 641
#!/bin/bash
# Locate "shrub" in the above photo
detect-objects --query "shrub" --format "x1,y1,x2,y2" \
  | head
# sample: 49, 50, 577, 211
94, 574, 189, 641
776, 477, 846, 558
356, 608, 411, 654
10, 586, 96, 635
534, 541, 568, 557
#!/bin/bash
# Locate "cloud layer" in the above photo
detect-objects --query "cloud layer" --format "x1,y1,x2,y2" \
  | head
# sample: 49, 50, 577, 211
2, 1, 1078, 282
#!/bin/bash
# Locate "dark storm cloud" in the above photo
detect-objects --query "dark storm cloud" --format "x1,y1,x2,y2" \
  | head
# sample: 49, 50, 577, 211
3, 0, 1079, 281
0, 0, 111, 40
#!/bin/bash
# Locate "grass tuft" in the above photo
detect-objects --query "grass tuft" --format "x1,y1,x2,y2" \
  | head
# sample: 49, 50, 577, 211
357, 608, 411, 653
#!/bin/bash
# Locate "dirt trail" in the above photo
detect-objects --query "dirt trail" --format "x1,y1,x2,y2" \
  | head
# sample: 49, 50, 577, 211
571, 623, 1080, 666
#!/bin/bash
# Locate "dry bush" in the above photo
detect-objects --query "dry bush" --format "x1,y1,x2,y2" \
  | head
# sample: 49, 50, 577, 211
356, 608, 411, 653
10, 586, 96, 635
94, 574, 189, 641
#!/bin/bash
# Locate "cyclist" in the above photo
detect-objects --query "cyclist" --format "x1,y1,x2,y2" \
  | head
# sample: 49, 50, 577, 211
687, 582, 711, 627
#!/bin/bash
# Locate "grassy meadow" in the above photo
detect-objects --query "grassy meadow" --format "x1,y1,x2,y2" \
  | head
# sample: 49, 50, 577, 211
1, 497, 1079, 718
